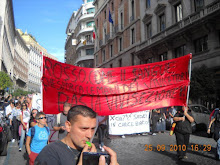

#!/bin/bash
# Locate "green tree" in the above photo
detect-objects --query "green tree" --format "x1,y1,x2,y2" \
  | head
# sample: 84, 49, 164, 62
0, 71, 13, 90
190, 65, 216, 105
12, 88, 32, 97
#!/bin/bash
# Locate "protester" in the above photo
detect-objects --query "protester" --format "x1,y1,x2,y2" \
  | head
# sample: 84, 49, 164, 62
26, 112, 50, 165
19, 103, 30, 151
207, 107, 220, 160
150, 109, 159, 136
29, 109, 38, 128
156, 109, 166, 133
35, 105, 119, 165
173, 106, 194, 160
5, 100, 15, 125
53, 102, 71, 140
97, 115, 108, 152
11, 102, 21, 142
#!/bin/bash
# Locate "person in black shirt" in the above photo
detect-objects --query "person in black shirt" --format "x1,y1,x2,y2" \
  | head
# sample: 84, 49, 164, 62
207, 107, 220, 160
173, 106, 194, 160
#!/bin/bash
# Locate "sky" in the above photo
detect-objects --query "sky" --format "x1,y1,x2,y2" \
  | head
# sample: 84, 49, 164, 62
12, 0, 83, 62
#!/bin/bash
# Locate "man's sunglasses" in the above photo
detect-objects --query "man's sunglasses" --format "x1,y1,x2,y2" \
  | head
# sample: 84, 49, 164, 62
38, 117, 47, 119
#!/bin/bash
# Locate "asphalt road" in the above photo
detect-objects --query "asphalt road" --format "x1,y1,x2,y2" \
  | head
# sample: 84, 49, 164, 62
0, 131, 218, 165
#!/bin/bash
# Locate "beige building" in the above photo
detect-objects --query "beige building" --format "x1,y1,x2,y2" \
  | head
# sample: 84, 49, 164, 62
14, 30, 29, 91
93, 0, 141, 68
0, 0, 16, 80
65, 0, 95, 68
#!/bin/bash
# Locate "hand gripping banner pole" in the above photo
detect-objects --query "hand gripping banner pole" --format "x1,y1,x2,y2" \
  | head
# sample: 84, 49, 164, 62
186, 54, 192, 106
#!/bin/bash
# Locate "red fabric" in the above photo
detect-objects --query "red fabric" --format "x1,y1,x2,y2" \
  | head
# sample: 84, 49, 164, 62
42, 54, 191, 115
29, 152, 38, 165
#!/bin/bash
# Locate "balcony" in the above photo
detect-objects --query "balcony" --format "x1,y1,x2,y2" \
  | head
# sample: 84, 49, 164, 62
76, 26, 94, 38
114, 24, 123, 35
77, 13, 94, 23
76, 40, 94, 51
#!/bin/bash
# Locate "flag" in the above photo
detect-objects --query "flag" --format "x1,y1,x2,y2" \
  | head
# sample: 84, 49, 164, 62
109, 10, 114, 24
93, 25, 97, 39
83, 40, 86, 45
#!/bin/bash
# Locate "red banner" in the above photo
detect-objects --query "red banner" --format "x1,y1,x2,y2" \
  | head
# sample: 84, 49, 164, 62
42, 54, 191, 115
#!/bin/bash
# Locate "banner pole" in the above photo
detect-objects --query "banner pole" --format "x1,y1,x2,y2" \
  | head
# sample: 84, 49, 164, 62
186, 54, 192, 106
41, 55, 44, 112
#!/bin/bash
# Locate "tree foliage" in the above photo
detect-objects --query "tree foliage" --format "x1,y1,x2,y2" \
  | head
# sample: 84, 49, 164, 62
190, 65, 216, 103
0, 71, 13, 90
12, 88, 32, 97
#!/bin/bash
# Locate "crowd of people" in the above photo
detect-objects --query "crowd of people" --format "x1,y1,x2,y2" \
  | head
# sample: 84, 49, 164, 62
1, 94, 220, 163
0, 95, 119, 165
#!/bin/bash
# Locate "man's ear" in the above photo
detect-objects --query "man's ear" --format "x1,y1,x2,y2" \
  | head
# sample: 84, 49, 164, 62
65, 121, 71, 133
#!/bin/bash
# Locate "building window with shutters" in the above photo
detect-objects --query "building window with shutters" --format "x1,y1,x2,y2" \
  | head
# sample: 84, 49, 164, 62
146, 22, 152, 39
160, 52, 168, 61
175, 45, 186, 58
159, 13, 165, 32
194, 36, 208, 53
194, 0, 204, 12
102, 50, 106, 62
146, 0, 150, 9
175, 3, 182, 22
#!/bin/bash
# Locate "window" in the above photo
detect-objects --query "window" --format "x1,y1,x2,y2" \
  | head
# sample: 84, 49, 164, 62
87, 8, 95, 14
147, 57, 153, 63
131, 0, 135, 22
87, 0, 94, 2
120, 12, 123, 30
131, 54, 135, 65
175, 3, 182, 22
119, 59, 122, 67
175, 45, 186, 58
85, 35, 91, 42
159, 14, 165, 31
96, 55, 98, 66
110, 64, 113, 68
86, 21, 94, 27
146, 0, 150, 8
112, 2, 114, 11
194, 0, 204, 12
86, 48, 94, 55
102, 50, 106, 62
194, 36, 208, 53
131, 28, 135, 44
160, 52, 168, 61
146, 22, 152, 39
104, 10, 106, 19
110, 44, 113, 57
119, 37, 123, 51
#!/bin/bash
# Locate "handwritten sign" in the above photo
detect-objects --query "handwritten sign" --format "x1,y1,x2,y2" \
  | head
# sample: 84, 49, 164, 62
42, 54, 191, 115
32, 93, 42, 111
109, 111, 150, 135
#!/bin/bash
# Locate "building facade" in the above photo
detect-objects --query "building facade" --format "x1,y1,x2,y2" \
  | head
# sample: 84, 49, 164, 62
65, 0, 95, 68
14, 30, 29, 91
93, 0, 141, 68
0, 0, 16, 80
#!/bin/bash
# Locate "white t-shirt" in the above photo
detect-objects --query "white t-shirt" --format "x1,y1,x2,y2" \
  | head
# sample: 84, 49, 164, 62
20, 110, 31, 123
5, 105, 13, 119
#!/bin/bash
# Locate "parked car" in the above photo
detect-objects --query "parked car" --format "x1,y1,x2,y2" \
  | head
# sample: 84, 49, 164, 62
0, 117, 8, 156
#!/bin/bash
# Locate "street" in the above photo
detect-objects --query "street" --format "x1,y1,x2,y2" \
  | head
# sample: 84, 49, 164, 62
0, 130, 218, 165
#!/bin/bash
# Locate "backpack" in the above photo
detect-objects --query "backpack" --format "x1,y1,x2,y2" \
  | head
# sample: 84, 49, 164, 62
31, 126, 50, 139
57, 113, 61, 125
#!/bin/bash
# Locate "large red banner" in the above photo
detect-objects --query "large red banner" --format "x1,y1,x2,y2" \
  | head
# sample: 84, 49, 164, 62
42, 54, 191, 115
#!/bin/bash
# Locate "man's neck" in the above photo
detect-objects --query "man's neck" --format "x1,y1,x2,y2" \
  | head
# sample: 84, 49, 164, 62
62, 136, 78, 151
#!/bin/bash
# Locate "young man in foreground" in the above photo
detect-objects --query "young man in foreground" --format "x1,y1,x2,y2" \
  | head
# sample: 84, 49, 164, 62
35, 105, 119, 165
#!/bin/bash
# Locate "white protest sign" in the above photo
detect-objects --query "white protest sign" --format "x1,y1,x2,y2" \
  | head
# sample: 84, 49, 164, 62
32, 93, 42, 111
109, 110, 150, 135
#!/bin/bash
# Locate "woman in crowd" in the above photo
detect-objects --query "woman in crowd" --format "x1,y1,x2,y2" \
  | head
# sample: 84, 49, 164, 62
174, 106, 194, 160
26, 112, 50, 165
29, 109, 38, 128
11, 102, 21, 142
19, 103, 30, 151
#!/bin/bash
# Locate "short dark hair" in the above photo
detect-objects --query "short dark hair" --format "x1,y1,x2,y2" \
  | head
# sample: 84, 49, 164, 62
67, 105, 96, 124
64, 102, 71, 108
36, 112, 46, 119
